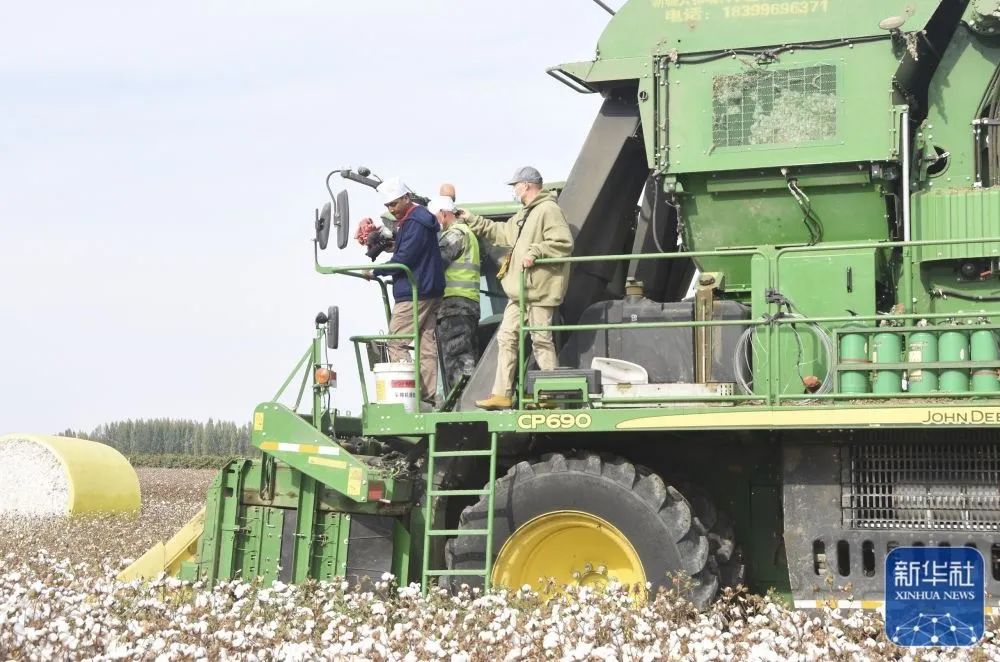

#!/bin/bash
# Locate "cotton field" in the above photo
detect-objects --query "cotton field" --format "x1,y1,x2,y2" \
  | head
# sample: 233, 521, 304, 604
2, 469, 999, 660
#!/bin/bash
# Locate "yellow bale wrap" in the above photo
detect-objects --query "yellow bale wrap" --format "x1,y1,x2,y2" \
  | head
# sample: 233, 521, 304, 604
0, 433, 141, 514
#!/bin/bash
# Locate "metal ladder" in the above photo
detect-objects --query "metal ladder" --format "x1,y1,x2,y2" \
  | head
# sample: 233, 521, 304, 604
421, 431, 498, 591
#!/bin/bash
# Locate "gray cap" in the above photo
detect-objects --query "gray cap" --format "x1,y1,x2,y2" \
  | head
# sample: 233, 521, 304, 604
506, 166, 543, 186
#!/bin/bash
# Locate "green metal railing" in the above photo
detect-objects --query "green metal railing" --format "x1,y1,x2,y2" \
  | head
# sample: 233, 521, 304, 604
316, 262, 423, 406
311, 234, 1000, 412
518, 236, 1000, 408
516, 249, 769, 407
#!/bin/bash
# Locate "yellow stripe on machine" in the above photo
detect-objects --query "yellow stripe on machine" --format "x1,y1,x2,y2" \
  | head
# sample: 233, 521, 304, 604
259, 441, 340, 456
308, 456, 347, 469
617, 406, 1000, 431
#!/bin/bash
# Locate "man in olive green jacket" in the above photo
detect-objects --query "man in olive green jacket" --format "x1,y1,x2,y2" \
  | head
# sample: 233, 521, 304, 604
458, 166, 574, 410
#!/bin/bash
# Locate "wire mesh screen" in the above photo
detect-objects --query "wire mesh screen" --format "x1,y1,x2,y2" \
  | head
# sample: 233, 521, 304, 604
843, 443, 1000, 531
712, 64, 838, 148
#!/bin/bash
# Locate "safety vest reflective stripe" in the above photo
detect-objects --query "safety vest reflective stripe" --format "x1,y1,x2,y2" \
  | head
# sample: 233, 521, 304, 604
444, 223, 481, 302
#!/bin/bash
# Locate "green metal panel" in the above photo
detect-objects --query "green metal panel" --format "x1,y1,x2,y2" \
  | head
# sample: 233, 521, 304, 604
292, 475, 319, 582
666, 48, 900, 174
752, 248, 878, 396
918, 23, 1000, 190
233, 505, 264, 580
585, 1, 940, 63
197, 460, 249, 583
684, 168, 886, 289
912, 188, 1000, 262
310, 511, 349, 581
253, 403, 374, 503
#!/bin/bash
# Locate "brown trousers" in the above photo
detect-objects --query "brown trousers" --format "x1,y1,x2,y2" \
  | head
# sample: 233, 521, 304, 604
387, 298, 440, 401
493, 300, 557, 397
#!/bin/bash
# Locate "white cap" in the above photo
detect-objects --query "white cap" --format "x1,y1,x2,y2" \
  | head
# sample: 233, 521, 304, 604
377, 177, 412, 204
427, 195, 456, 216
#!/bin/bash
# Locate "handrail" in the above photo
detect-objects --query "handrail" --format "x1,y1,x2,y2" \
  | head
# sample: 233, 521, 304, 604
517, 248, 770, 406
516, 236, 1000, 408
321, 263, 423, 405
319, 233, 1000, 414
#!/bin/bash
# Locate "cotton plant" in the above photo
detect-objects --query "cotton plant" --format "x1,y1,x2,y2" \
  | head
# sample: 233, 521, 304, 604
2, 469, 999, 659
4, 549, 1000, 660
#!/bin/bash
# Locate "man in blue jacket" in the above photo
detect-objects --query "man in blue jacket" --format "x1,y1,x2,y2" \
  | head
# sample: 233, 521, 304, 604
371, 177, 445, 406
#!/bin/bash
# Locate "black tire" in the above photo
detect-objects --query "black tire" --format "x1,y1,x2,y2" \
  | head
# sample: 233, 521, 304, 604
677, 482, 746, 590
444, 451, 720, 608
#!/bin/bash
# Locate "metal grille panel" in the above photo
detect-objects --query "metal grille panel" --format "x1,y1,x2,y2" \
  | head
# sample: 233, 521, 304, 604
712, 64, 838, 148
843, 443, 1000, 531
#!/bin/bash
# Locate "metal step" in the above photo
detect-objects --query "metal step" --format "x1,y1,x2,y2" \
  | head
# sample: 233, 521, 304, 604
421, 430, 499, 592
430, 449, 494, 458
428, 488, 491, 497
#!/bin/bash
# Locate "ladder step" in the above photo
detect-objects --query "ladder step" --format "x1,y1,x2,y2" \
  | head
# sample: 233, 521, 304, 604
426, 529, 489, 536
425, 568, 489, 577
429, 489, 491, 497
431, 449, 494, 458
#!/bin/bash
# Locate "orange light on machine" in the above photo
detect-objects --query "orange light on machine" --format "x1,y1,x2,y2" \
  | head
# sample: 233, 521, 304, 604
367, 481, 385, 502
314, 367, 337, 386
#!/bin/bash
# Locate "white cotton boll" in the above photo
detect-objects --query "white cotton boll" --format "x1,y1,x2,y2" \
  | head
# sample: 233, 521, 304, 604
0, 440, 70, 517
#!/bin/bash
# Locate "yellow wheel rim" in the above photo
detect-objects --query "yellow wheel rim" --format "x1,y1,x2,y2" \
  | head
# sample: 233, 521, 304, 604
491, 510, 646, 598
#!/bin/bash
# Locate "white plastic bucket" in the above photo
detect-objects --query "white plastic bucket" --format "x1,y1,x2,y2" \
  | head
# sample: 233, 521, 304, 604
373, 362, 418, 412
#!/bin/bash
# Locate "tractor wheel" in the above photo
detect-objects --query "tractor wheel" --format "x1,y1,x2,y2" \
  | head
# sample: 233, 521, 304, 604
444, 451, 720, 608
676, 482, 746, 590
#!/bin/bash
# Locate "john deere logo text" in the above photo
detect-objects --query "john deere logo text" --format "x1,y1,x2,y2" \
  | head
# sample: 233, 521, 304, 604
517, 413, 593, 431
922, 410, 1000, 425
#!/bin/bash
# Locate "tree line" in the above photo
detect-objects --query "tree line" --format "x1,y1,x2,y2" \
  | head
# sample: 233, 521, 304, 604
60, 418, 253, 457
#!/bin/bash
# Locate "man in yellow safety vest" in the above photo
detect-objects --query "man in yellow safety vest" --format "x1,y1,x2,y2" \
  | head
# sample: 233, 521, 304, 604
428, 195, 481, 395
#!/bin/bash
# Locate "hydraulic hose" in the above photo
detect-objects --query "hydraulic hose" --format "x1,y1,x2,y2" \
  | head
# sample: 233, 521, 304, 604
732, 314, 835, 402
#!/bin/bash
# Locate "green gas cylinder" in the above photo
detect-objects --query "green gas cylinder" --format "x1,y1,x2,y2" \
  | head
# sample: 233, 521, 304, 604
939, 328, 971, 393
970, 329, 1000, 393
839, 332, 870, 394
906, 331, 938, 394
871, 332, 903, 394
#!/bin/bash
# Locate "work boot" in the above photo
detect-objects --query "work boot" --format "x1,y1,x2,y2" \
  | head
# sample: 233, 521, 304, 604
475, 394, 513, 410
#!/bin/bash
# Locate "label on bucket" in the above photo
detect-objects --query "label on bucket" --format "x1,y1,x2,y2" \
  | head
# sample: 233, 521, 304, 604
391, 380, 415, 388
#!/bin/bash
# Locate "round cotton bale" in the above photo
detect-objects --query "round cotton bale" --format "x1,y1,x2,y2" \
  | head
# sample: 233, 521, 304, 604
0, 434, 141, 516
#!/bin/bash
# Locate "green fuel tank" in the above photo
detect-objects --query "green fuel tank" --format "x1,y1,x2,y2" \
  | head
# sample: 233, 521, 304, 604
839, 332, 870, 394
871, 332, 902, 395
970, 329, 1000, 393
907, 331, 938, 395
938, 329, 971, 393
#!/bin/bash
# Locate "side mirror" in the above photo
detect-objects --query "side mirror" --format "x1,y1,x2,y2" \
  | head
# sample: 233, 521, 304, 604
335, 190, 350, 249
327, 306, 339, 349
316, 202, 332, 250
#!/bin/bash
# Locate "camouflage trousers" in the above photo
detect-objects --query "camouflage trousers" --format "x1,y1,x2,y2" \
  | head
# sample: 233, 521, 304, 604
437, 312, 479, 395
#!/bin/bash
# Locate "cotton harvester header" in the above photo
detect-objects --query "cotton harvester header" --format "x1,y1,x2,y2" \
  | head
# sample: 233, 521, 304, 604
123, 0, 1000, 612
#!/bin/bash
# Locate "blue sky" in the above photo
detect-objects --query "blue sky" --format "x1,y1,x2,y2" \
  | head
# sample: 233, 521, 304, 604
0, 1, 622, 432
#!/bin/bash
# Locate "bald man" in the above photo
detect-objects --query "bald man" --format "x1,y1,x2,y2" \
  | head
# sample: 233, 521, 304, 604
439, 182, 456, 201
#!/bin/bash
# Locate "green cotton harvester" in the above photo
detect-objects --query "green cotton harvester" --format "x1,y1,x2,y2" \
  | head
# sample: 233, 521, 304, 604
123, 0, 1000, 611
